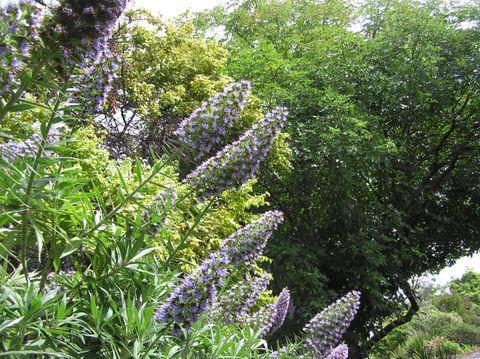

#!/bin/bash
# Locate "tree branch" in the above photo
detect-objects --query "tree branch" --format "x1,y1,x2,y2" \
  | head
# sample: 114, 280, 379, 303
366, 281, 420, 351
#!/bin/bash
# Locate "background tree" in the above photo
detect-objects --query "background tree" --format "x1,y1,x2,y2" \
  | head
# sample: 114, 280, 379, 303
198, 0, 480, 356
95, 9, 230, 159
450, 270, 480, 307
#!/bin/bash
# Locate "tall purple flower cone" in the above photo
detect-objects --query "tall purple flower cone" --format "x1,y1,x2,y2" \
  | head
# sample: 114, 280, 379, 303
303, 291, 360, 359
0, 128, 61, 162
248, 288, 290, 337
326, 344, 349, 359
43, 0, 130, 111
47, 0, 130, 54
0, 1, 44, 94
154, 253, 230, 333
270, 288, 290, 333
184, 106, 288, 200
220, 210, 284, 267
210, 273, 271, 324
175, 81, 252, 162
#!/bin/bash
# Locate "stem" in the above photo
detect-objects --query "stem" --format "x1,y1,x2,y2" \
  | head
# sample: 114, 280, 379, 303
20, 79, 68, 282
165, 199, 214, 266
39, 130, 69, 288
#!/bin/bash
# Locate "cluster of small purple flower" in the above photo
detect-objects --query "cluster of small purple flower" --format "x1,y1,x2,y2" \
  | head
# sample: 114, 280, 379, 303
0, 128, 61, 162
0, 1, 44, 94
184, 106, 288, 200
303, 291, 361, 359
210, 273, 271, 324
270, 288, 291, 333
45, 270, 76, 291
269, 347, 288, 359
248, 288, 290, 337
142, 185, 177, 224
220, 210, 284, 267
175, 81, 251, 162
326, 344, 349, 359
77, 55, 121, 112
155, 211, 285, 335
49, 0, 129, 57
46, 0, 129, 112
154, 253, 230, 334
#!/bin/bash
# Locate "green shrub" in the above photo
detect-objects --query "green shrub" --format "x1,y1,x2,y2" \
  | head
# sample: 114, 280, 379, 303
412, 309, 464, 339
433, 292, 480, 326
429, 337, 461, 359
444, 322, 480, 346
398, 334, 434, 359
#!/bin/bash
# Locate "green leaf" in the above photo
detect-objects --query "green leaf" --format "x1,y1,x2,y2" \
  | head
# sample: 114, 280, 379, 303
34, 227, 44, 262
0, 317, 23, 333
60, 236, 83, 258
7, 103, 38, 112
20, 70, 33, 86
56, 298, 66, 320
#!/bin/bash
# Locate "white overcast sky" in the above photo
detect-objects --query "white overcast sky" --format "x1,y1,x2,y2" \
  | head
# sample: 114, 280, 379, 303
133, 0, 228, 19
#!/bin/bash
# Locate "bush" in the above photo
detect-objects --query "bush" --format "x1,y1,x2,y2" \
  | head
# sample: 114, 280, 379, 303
433, 293, 480, 326
444, 323, 480, 346
412, 309, 465, 339
398, 334, 434, 359
430, 337, 462, 359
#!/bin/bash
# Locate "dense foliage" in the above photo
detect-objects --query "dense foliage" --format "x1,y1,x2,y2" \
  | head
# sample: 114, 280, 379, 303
197, 0, 480, 355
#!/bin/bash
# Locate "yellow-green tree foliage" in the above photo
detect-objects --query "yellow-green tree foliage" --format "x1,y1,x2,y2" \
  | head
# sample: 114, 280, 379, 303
99, 10, 231, 158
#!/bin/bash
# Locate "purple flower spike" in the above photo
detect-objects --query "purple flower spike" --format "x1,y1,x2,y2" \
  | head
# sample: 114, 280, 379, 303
211, 274, 271, 324
220, 210, 284, 267
184, 106, 288, 200
44, 0, 130, 112
175, 81, 252, 162
270, 288, 290, 333
248, 288, 290, 337
326, 344, 349, 359
51, 0, 130, 52
0, 128, 61, 162
154, 253, 230, 332
303, 291, 360, 359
